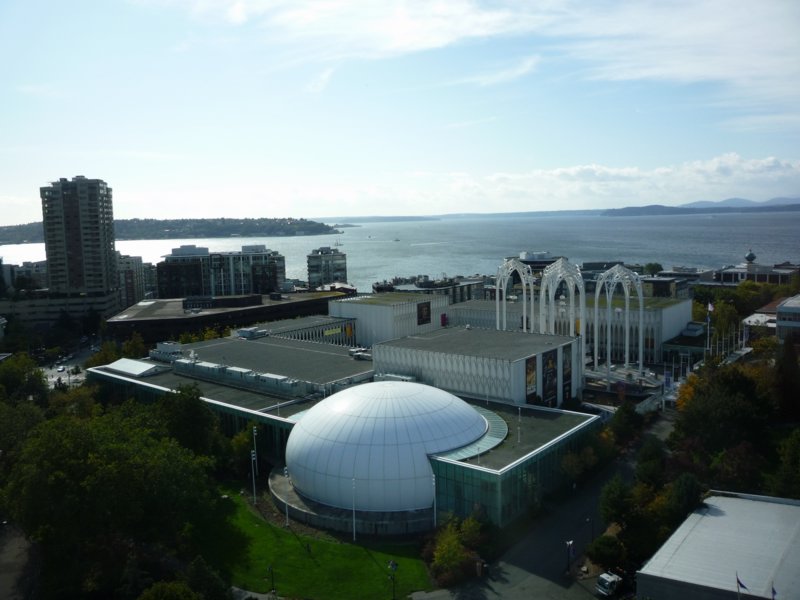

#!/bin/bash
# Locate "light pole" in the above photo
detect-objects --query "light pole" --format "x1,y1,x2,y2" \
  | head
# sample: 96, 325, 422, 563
268, 564, 275, 594
352, 477, 357, 542
388, 560, 398, 600
284, 466, 290, 526
432, 474, 437, 528
565, 540, 573, 574
250, 450, 257, 504
252, 426, 259, 476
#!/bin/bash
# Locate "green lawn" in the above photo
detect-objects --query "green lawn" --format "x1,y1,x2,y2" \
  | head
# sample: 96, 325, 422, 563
220, 488, 434, 600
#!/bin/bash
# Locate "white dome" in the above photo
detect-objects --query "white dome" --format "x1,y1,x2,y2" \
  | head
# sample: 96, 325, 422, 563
285, 381, 487, 512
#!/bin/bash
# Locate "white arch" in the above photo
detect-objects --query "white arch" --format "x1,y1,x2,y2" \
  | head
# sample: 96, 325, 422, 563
496, 258, 536, 332
538, 258, 586, 358
593, 264, 645, 378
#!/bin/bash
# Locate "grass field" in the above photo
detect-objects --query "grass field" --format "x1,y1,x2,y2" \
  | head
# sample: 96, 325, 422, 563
217, 488, 434, 599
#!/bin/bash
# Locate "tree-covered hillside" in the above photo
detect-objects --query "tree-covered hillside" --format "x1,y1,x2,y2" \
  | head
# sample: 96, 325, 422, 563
0, 217, 337, 245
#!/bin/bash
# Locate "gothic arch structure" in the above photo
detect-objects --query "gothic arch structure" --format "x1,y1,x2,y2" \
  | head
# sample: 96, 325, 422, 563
496, 258, 536, 332
538, 258, 586, 357
593, 264, 644, 376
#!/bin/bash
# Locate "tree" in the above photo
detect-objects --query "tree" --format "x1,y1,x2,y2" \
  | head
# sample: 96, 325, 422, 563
770, 429, 800, 499
137, 582, 202, 600
122, 331, 148, 359
609, 401, 642, 444
663, 473, 703, 528
586, 535, 626, 570
85, 341, 121, 368
599, 474, 632, 528
775, 335, 800, 420
432, 522, 468, 577
643, 263, 663, 276
157, 385, 220, 457
0, 352, 48, 407
3, 408, 222, 596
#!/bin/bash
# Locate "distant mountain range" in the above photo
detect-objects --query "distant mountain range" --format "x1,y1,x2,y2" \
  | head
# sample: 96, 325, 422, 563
679, 196, 800, 209
602, 197, 800, 217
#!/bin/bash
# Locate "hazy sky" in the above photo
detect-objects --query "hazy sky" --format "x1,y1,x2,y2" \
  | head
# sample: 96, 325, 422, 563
1, 0, 799, 224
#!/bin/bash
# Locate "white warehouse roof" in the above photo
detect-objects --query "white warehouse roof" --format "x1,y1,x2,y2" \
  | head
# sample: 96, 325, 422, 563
638, 493, 800, 599
285, 381, 487, 512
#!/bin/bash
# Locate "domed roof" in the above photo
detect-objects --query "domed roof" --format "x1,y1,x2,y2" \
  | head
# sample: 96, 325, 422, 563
285, 381, 487, 512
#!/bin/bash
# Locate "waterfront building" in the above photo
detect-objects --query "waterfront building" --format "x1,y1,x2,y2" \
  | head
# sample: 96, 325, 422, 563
715, 250, 799, 286
307, 246, 347, 289
157, 244, 286, 298
41, 176, 117, 298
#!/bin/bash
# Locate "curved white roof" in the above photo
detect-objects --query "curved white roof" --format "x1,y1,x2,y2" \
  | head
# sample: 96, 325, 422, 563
285, 381, 487, 512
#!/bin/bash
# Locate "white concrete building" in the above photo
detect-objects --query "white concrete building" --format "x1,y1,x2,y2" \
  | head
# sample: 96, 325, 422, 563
328, 292, 448, 348
373, 327, 580, 407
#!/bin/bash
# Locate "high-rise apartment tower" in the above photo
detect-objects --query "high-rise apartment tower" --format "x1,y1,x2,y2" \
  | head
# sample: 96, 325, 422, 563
40, 176, 117, 296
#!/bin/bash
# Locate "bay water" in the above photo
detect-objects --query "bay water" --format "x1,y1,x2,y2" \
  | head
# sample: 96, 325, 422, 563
1, 212, 798, 293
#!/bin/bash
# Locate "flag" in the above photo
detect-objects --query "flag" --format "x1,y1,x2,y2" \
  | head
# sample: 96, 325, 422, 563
708, 302, 714, 312
737, 572, 748, 591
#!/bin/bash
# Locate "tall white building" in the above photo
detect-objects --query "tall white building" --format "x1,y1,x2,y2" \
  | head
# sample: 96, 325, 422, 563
307, 247, 347, 289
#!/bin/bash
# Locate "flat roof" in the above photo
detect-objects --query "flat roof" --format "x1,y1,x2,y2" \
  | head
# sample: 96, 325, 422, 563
450, 296, 687, 313
91, 360, 595, 470
779, 294, 800, 310
333, 292, 435, 306
376, 327, 573, 361
178, 335, 372, 384
638, 493, 800, 597
246, 315, 352, 334
109, 292, 341, 322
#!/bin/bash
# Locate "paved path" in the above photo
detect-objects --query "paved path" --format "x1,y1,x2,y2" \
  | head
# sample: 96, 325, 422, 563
0, 524, 33, 600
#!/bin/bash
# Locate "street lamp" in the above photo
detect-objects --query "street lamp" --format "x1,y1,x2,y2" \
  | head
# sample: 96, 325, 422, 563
388, 560, 398, 600
283, 466, 290, 526
565, 540, 573, 574
432, 474, 437, 528
252, 426, 259, 476
267, 564, 275, 594
250, 450, 257, 504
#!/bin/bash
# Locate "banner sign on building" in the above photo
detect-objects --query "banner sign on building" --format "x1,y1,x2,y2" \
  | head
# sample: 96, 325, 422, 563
562, 346, 572, 403
525, 355, 537, 403
417, 301, 431, 325
542, 349, 558, 407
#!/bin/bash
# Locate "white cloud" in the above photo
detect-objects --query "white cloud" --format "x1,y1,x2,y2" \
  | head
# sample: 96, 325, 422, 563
456, 55, 541, 86
152, 0, 799, 123
111, 153, 800, 220
306, 66, 336, 93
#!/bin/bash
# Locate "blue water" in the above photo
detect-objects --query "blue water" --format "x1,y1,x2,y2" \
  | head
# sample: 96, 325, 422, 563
2, 212, 798, 293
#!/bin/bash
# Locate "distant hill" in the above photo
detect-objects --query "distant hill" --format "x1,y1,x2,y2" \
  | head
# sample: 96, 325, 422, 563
603, 202, 800, 217
0, 218, 337, 246
680, 196, 800, 209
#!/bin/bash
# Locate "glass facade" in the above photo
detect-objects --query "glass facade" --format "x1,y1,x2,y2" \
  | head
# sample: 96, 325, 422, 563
432, 415, 601, 527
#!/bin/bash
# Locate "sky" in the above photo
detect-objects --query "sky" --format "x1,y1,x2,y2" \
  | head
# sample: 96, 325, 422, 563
1, 0, 799, 224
